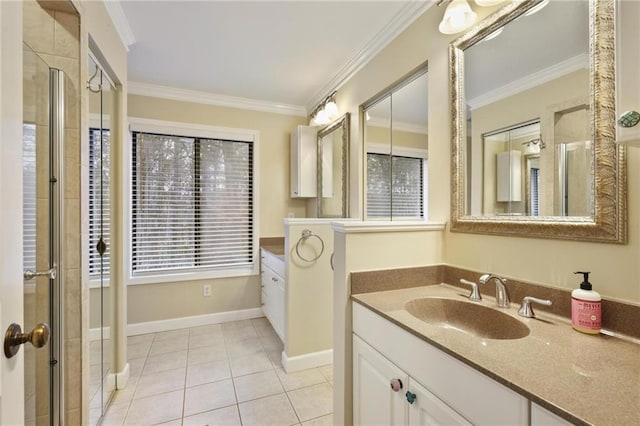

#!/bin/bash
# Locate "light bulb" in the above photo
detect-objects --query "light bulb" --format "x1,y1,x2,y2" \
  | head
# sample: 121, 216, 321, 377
474, 0, 505, 6
439, 0, 477, 35
525, 0, 549, 16
324, 101, 339, 119
315, 109, 331, 125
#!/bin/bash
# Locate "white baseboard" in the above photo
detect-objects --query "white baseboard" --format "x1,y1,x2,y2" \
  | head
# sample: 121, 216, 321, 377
282, 349, 333, 373
127, 307, 265, 336
105, 372, 116, 392
115, 363, 129, 390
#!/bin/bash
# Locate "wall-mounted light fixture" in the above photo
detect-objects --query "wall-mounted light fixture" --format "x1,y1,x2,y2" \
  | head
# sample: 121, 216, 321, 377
310, 91, 340, 126
522, 137, 544, 155
437, 0, 507, 35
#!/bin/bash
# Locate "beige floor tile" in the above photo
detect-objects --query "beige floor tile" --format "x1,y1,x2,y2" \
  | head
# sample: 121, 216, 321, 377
188, 331, 225, 350
134, 368, 186, 399
302, 414, 334, 425
223, 326, 258, 343
187, 345, 227, 365
233, 370, 284, 402
266, 349, 285, 369
227, 337, 264, 358
127, 334, 154, 345
238, 393, 299, 426
183, 379, 237, 417
230, 352, 273, 377
186, 359, 231, 387
149, 334, 188, 356
154, 329, 185, 342
260, 334, 284, 351
182, 405, 241, 426
155, 420, 181, 426
319, 365, 333, 383
109, 382, 137, 407
276, 367, 326, 391
124, 390, 183, 425
143, 350, 188, 375
127, 340, 152, 360
250, 317, 271, 329
288, 383, 333, 422
100, 402, 129, 426
127, 358, 146, 382
189, 323, 223, 337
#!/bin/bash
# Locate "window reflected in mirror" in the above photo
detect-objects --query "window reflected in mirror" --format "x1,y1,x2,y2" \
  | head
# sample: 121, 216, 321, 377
363, 65, 428, 220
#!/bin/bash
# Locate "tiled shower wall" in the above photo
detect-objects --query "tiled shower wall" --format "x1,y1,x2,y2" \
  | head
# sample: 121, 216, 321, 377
23, 0, 84, 423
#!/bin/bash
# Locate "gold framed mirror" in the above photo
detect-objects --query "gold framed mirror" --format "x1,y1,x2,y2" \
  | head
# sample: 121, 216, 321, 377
450, 0, 626, 243
317, 113, 350, 218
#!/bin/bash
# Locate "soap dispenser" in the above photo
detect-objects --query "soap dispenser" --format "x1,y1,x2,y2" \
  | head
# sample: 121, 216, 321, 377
571, 271, 602, 334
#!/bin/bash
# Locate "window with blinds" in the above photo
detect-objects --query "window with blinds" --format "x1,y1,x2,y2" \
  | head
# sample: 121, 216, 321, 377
131, 131, 254, 276
530, 167, 540, 216
23, 123, 36, 273
367, 153, 424, 219
89, 128, 111, 278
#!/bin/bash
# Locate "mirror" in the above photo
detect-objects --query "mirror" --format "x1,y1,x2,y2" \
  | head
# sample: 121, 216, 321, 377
363, 65, 428, 220
317, 113, 350, 218
450, 0, 626, 243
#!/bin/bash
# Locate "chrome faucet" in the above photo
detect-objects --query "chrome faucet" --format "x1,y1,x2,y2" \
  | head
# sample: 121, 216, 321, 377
479, 274, 510, 308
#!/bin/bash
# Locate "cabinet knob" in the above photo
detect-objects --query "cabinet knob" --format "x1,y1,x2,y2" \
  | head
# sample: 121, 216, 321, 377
405, 391, 417, 405
390, 378, 403, 392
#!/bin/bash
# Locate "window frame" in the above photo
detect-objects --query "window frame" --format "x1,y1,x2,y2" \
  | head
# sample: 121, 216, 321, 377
126, 118, 260, 286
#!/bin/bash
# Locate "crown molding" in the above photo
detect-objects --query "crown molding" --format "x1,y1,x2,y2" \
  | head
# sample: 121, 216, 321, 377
468, 53, 589, 110
103, 0, 136, 51
305, 0, 434, 111
128, 81, 307, 117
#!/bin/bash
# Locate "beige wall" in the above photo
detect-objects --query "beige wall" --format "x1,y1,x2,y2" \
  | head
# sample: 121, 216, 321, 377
366, 125, 428, 151
332, 4, 639, 304
126, 95, 307, 323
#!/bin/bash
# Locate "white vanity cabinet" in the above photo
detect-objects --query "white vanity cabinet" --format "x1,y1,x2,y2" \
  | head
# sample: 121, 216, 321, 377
531, 403, 573, 426
260, 249, 285, 341
354, 335, 470, 426
353, 302, 529, 425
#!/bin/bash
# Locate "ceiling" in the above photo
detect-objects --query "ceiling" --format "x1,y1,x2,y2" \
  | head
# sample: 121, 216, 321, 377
118, 1, 432, 113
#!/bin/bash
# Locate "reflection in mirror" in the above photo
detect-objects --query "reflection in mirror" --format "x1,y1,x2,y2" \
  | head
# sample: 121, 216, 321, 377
451, 0, 625, 242
317, 113, 349, 218
364, 65, 428, 220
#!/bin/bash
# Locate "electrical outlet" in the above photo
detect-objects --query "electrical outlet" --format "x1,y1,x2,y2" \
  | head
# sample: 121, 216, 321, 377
203, 284, 212, 297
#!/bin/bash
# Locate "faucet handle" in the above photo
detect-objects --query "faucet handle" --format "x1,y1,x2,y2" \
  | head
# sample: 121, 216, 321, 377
518, 296, 552, 318
460, 278, 482, 302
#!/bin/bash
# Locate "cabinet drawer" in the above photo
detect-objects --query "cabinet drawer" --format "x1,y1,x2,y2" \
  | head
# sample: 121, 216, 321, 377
261, 249, 285, 277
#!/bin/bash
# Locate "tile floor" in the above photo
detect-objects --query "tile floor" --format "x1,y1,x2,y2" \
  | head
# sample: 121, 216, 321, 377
100, 318, 334, 426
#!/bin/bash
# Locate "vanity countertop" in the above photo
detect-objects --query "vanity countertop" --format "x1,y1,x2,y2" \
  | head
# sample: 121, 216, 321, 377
352, 284, 640, 426
261, 244, 284, 260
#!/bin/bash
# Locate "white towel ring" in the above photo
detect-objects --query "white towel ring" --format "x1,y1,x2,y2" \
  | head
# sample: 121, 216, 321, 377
295, 229, 325, 262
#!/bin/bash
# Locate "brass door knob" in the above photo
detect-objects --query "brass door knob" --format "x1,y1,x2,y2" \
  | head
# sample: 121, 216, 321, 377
4, 322, 50, 359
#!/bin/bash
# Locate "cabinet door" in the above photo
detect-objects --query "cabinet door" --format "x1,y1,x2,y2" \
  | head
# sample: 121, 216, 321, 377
271, 273, 285, 341
408, 380, 471, 426
353, 335, 408, 426
531, 403, 572, 426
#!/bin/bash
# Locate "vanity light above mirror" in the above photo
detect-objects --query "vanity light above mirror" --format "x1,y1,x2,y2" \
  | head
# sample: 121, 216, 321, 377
449, 0, 626, 243
437, 0, 512, 35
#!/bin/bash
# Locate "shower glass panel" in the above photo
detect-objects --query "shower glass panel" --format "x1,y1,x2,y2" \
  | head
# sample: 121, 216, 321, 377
23, 43, 64, 426
88, 54, 114, 424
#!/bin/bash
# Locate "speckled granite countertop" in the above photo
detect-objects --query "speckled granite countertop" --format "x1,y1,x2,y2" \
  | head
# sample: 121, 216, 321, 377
352, 284, 640, 426
260, 237, 285, 260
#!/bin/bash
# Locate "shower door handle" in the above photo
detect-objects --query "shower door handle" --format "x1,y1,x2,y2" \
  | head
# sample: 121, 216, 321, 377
4, 323, 50, 358
23, 265, 57, 281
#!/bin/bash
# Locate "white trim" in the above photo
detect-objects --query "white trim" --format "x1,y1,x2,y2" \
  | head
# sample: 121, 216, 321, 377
128, 266, 258, 286
284, 218, 360, 226
306, 1, 434, 111
332, 221, 446, 234
128, 81, 307, 117
367, 117, 428, 135
103, 1, 136, 51
126, 308, 265, 336
128, 117, 259, 142
282, 349, 333, 373
367, 143, 428, 159
105, 373, 116, 392
468, 54, 589, 110
115, 363, 130, 390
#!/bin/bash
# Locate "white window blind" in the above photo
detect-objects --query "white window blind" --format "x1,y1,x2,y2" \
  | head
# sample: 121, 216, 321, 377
530, 167, 540, 216
367, 153, 424, 219
131, 131, 254, 275
23, 123, 37, 272
89, 128, 111, 278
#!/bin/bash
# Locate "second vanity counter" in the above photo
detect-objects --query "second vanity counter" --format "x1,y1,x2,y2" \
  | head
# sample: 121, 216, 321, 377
352, 284, 640, 426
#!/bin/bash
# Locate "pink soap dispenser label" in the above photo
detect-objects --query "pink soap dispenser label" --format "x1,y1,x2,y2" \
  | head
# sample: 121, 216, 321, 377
571, 298, 602, 330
